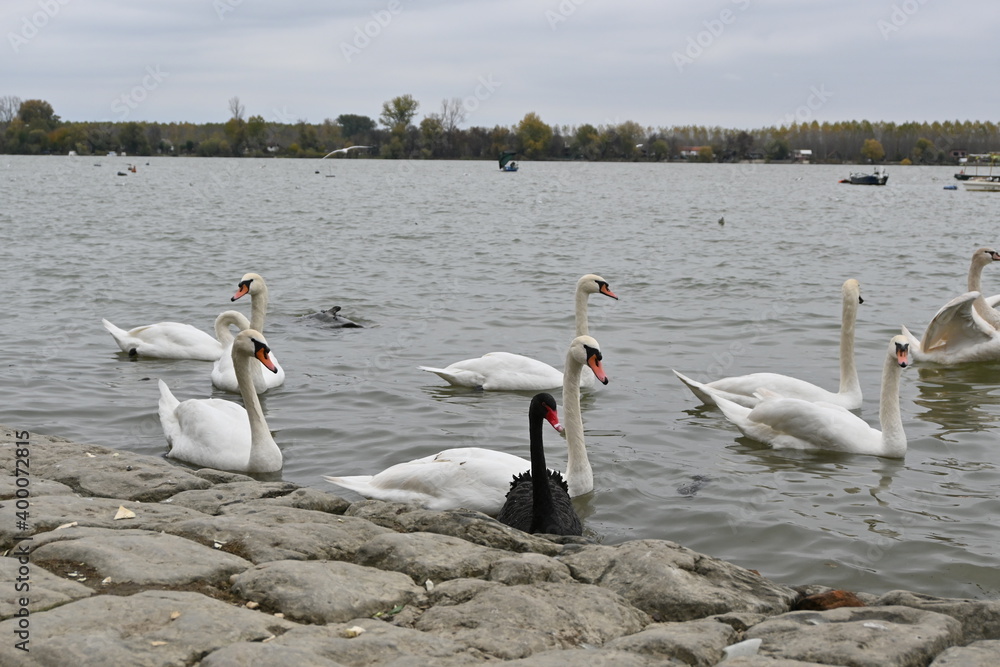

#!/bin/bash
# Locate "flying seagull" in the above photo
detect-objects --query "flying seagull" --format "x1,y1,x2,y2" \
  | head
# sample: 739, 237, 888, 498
321, 146, 371, 159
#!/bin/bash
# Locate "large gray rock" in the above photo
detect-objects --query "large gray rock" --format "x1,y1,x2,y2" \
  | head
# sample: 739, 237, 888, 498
230, 559, 424, 624
2, 432, 213, 501
746, 605, 963, 666
486, 553, 575, 585
501, 649, 675, 666
415, 578, 650, 659
930, 640, 1000, 666
202, 618, 490, 666
27, 526, 252, 586
164, 481, 300, 514
718, 659, 830, 666
354, 531, 513, 585
166, 505, 391, 563
0, 494, 208, 550
877, 590, 1000, 642
346, 501, 566, 555
0, 475, 75, 499
0, 589, 298, 666
240, 486, 351, 515
558, 539, 797, 622
0, 557, 92, 619
605, 619, 737, 666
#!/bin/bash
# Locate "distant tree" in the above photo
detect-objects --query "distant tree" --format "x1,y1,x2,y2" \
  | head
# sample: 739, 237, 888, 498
650, 138, 669, 161
572, 123, 601, 159
911, 137, 934, 163
439, 97, 466, 133
119, 122, 150, 155
516, 112, 552, 158
228, 96, 245, 121
765, 137, 790, 161
419, 115, 444, 157
0, 95, 21, 125
246, 114, 267, 151
379, 94, 419, 129
860, 138, 885, 163
18, 99, 58, 129
696, 146, 715, 162
337, 113, 376, 142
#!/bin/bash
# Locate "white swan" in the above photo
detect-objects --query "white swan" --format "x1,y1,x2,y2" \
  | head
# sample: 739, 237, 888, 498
102, 318, 223, 361
673, 279, 863, 409
324, 335, 609, 514
418, 274, 617, 391
711, 335, 911, 458
230, 272, 271, 332
158, 329, 282, 473
901, 247, 1000, 364
210, 311, 286, 393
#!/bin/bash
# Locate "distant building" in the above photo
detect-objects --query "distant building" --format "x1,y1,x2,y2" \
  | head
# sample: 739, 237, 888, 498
792, 149, 813, 163
678, 146, 707, 159
950, 149, 968, 161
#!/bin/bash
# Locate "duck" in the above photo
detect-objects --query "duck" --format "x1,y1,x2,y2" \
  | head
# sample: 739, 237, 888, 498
673, 279, 863, 408
902, 247, 1000, 364
418, 274, 617, 391
102, 318, 223, 361
324, 335, 609, 514
158, 329, 282, 473
210, 310, 285, 393
711, 335, 911, 458
495, 393, 583, 536
306, 305, 362, 328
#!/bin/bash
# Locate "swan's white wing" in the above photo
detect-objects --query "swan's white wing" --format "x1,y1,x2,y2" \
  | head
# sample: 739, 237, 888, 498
420, 352, 563, 391
213, 345, 284, 393
158, 380, 251, 470
985, 293, 1000, 309
741, 395, 878, 453
918, 292, 994, 353
324, 447, 529, 514
104, 319, 222, 360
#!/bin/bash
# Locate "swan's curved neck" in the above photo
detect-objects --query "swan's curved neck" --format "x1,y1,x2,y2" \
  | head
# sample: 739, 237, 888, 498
839, 293, 861, 396
574, 285, 590, 337
249, 288, 268, 333
562, 351, 593, 496
878, 352, 906, 458
528, 410, 555, 528
234, 347, 279, 471
214, 311, 250, 346
968, 260, 1000, 328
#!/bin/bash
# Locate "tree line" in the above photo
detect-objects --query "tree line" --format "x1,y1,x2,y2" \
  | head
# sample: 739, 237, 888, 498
1, 94, 997, 164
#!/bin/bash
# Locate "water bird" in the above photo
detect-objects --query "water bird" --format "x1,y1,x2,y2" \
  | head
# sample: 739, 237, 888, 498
418, 274, 617, 391
102, 317, 224, 361
230, 272, 273, 333
324, 335, 609, 514
674, 279, 863, 409
158, 329, 282, 472
710, 335, 911, 458
210, 310, 285, 393
305, 305, 361, 328
495, 393, 582, 536
320, 145, 371, 159
902, 247, 1000, 364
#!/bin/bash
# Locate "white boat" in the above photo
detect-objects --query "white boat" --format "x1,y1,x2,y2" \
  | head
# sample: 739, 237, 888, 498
965, 179, 1000, 192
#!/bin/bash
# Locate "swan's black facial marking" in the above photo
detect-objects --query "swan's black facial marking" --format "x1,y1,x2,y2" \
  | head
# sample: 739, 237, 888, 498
858, 296, 864, 305
584, 345, 609, 385
252, 338, 278, 373
894, 341, 909, 367
989, 250, 1000, 261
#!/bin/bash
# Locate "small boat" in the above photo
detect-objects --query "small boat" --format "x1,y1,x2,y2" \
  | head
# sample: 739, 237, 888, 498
499, 150, 519, 172
965, 179, 1000, 192
955, 153, 1000, 180
841, 165, 888, 185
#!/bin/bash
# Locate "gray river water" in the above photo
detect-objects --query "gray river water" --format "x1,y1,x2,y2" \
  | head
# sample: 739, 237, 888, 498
2, 154, 998, 599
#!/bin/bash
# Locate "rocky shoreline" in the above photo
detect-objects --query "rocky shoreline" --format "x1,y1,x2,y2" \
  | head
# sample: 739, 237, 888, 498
1, 426, 998, 666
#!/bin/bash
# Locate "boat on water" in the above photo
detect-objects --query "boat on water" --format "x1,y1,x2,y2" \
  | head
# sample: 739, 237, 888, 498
965, 179, 1000, 192
841, 165, 888, 185
955, 153, 1000, 180
499, 150, 519, 172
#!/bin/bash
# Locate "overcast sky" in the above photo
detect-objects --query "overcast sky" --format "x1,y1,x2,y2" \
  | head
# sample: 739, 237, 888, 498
3, 0, 998, 130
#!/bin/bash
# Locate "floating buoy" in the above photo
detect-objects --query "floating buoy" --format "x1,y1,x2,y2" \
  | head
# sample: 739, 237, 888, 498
943, 185, 958, 190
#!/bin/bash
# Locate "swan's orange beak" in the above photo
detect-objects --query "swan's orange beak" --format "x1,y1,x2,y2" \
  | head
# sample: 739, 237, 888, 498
544, 405, 564, 433
600, 283, 618, 300
254, 342, 278, 373
232, 281, 251, 302
895, 342, 909, 368
587, 353, 609, 385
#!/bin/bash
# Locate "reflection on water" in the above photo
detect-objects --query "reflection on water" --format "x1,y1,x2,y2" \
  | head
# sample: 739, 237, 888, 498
912, 363, 1000, 438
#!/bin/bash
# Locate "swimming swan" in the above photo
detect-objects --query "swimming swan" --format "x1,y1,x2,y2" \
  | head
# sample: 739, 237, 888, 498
418, 274, 617, 391
901, 248, 1000, 364
102, 318, 223, 361
158, 329, 282, 473
496, 392, 583, 536
711, 335, 911, 458
324, 335, 609, 514
673, 279, 863, 408
230, 272, 272, 332
210, 310, 286, 393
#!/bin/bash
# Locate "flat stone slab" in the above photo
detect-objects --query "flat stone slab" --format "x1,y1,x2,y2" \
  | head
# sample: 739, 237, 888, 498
605, 619, 737, 666
877, 589, 1000, 643
558, 539, 798, 622
27, 526, 252, 586
164, 481, 302, 515
415, 579, 650, 659
201, 618, 490, 666
747, 605, 964, 667
0, 557, 93, 620
0, 475, 75, 499
930, 639, 1000, 666
230, 559, 424, 624
166, 505, 391, 563
354, 530, 514, 585
0, 589, 298, 665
